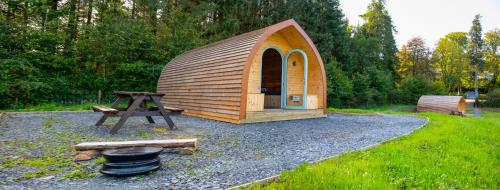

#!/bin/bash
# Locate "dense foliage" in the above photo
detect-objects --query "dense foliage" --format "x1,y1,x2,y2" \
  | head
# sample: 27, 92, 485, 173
396, 75, 447, 104
484, 88, 500, 107
0, 0, 498, 109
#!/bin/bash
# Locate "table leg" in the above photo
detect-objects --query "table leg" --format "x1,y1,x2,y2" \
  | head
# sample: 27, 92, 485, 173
95, 97, 125, 126
146, 116, 155, 124
151, 96, 177, 130
110, 96, 145, 134
142, 100, 155, 124
95, 114, 108, 126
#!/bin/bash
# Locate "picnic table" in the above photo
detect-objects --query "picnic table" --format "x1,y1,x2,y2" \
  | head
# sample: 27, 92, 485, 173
93, 91, 177, 134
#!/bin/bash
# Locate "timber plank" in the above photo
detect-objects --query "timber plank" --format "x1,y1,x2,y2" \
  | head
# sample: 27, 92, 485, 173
184, 110, 240, 121
162, 75, 242, 86
167, 52, 249, 71
167, 102, 239, 111
163, 57, 246, 74
164, 99, 239, 106
161, 63, 244, 77
168, 104, 240, 115
74, 139, 197, 151
160, 65, 244, 80
172, 35, 258, 63
167, 58, 245, 74
160, 70, 243, 83
171, 43, 254, 65
163, 95, 240, 102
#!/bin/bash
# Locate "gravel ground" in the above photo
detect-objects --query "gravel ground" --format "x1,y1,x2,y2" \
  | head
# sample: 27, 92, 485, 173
0, 112, 426, 190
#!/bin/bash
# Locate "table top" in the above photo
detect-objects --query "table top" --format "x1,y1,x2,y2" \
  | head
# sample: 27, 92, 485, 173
114, 91, 165, 96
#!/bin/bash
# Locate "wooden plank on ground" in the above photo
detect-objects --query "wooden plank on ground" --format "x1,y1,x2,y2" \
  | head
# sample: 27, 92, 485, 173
74, 139, 197, 151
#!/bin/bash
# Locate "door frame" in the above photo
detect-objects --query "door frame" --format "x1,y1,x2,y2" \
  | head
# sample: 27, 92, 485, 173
282, 49, 308, 109
260, 45, 284, 109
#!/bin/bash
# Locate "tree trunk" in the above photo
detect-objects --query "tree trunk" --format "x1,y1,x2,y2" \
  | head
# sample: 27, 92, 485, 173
491, 64, 498, 88
49, 0, 59, 21
23, 0, 29, 25
42, 8, 49, 31
64, 0, 78, 54
68, 0, 78, 37
474, 63, 479, 107
87, 0, 93, 24
149, 1, 158, 35
131, 0, 136, 19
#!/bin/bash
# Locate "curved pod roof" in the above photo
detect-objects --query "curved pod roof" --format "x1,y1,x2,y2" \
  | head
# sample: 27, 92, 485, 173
157, 19, 327, 123
417, 96, 466, 115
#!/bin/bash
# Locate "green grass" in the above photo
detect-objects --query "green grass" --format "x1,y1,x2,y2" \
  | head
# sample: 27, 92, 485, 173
245, 107, 499, 189
1, 102, 99, 112
328, 104, 416, 114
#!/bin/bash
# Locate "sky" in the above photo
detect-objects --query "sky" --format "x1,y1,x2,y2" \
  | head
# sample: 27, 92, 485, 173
339, 0, 500, 49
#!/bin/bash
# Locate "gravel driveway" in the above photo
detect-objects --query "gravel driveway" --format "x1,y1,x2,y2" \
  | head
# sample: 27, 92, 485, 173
0, 112, 426, 190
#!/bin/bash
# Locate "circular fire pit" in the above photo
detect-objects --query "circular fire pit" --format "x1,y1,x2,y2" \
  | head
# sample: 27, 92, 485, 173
100, 147, 163, 177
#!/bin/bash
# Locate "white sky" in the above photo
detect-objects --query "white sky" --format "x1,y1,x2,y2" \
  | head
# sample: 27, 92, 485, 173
339, 0, 500, 49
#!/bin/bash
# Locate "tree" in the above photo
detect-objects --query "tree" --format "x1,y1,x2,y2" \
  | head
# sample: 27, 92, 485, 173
346, 0, 397, 106
358, 0, 398, 75
397, 37, 433, 78
484, 29, 499, 88
432, 32, 469, 94
467, 14, 483, 104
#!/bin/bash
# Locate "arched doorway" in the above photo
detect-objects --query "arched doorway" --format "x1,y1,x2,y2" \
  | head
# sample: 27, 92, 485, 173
283, 49, 308, 109
261, 48, 283, 109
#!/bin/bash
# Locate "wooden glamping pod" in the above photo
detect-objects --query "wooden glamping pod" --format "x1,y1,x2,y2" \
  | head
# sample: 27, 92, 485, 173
157, 19, 327, 123
417, 96, 466, 115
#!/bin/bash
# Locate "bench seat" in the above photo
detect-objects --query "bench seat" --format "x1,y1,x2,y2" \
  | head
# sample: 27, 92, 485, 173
164, 106, 184, 112
92, 105, 119, 114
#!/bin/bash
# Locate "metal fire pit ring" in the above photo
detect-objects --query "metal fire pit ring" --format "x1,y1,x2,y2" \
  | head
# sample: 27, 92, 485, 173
100, 147, 163, 177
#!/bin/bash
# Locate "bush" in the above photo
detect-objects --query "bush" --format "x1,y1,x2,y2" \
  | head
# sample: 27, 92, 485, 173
349, 66, 394, 107
325, 62, 353, 107
108, 62, 164, 93
397, 75, 447, 104
484, 88, 500, 107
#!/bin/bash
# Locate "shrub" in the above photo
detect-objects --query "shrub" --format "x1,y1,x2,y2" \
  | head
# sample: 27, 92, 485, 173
350, 67, 394, 107
484, 88, 500, 107
397, 75, 447, 104
326, 62, 353, 108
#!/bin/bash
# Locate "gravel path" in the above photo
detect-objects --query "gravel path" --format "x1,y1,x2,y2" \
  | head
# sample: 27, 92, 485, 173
0, 112, 426, 190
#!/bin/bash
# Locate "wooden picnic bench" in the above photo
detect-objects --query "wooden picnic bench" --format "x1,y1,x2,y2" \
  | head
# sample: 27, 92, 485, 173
93, 91, 177, 134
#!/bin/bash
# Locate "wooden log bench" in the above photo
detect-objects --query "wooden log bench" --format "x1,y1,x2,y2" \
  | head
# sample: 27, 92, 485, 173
73, 139, 197, 161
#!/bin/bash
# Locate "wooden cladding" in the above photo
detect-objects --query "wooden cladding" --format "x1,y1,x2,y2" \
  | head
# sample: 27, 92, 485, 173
157, 19, 327, 123
158, 25, 265, 122
417, 96, 466, 115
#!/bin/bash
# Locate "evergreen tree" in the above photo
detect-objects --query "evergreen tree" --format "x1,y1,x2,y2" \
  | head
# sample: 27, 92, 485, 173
467, 14, 483, 102
358, 0, 398, 75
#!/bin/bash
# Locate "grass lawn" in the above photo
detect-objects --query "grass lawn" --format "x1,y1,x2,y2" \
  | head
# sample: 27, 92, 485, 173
245, 107, 499, 189
0, 102, 106, 112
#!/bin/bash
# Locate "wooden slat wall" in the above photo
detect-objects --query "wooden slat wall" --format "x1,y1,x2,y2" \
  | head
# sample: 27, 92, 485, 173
157, 19, 327, 123
157, 28, 267, 121
417, 96, 466, 114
